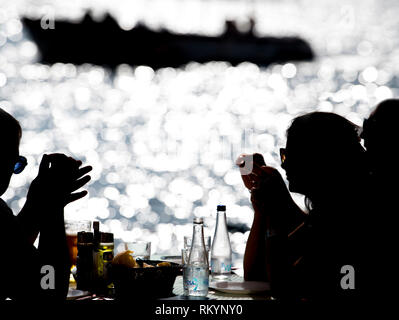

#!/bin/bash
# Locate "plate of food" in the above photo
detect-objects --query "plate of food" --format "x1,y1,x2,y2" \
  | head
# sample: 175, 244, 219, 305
209, 281, 270, 295
110, 250, 182, 300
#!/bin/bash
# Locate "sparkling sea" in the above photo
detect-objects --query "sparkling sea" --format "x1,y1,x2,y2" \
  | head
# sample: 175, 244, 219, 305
1, 0, 398, 266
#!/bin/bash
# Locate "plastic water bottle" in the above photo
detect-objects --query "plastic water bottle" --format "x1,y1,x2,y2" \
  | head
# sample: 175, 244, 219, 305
183, 217, 209, 296
211, 205, 232, 280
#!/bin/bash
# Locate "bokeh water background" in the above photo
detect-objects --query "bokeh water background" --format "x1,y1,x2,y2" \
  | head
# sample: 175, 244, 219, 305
1, 0, 398, 266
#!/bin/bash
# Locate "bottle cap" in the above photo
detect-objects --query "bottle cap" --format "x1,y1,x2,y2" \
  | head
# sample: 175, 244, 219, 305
77, 231, 93, 244
217, 205, 226, 211
193, 217, 204, 224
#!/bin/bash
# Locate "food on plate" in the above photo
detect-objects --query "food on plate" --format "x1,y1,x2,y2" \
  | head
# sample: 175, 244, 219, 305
156, 262, 171, 267
143, 262, 155, 268
112, 250, 140, 268
112, 250, 172, 268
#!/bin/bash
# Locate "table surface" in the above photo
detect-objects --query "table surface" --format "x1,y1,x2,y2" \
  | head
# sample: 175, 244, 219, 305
68, 254, 274, 300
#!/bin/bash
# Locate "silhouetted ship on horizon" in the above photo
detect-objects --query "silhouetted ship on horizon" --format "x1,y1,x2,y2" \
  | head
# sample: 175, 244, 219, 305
23, 14, 314, 70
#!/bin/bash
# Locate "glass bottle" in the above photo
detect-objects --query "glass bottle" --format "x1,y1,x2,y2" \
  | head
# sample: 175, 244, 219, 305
93, 221, 100, 247
211, 205, 232, 280
76, 231, 94, 291
184, 217, 209, 297
93, 232, 114, 294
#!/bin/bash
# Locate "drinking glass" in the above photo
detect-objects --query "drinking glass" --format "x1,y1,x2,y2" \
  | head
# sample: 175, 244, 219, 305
124, 241, 151, 259
65, 220, 92, 267
184, 235, 211, 251
184, 235, 211, 264
182, 248, 189, 295
181, 248, 190, 265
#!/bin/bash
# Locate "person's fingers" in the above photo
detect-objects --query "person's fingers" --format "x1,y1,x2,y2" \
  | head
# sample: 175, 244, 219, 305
46, 153, 81, 167
262, 166, 284, 182
65, 190, 88, 205
253, 153, 266, 167
236, 153, 268, 175
237, 155, 265, 189
236, 154, 281, 193
236, 153, 266, 167
238, 154, 261, 176
252, 165, 282, 181
70, 175, 91, 192
38, 154, 50, 175
68, 156, 82, 167
236, 156, 257, 188
45, 154, 69, 171
241, 173, 254, 190
246, 163, 274, 186
250, 163, 266, 177
246, 165, 284, 194
245, 170, 268, 190
45, 153, 68, 162
62, 157, 81, 170
74, 159, 83, 167
46, 154, 89, 179
75, 165, 93, 179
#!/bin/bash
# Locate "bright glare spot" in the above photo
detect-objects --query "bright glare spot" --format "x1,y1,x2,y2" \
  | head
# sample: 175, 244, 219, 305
375, 86, 393, 102
362, 66, 378, 83
267, 73, 287, 93
135, 66, 155, 82
281, 63, 297, 78
20, 41, 38, 58
224, 170, 241, 186
317, 101, 334, 112
88, 197, 110, 219
103, 186, 120, 201
6, 19, 22, 36
351, 85, 368, 101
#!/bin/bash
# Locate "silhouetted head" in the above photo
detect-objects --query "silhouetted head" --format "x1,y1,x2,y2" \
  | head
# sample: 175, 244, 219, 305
280, 112, 365, 208
0, 108, 22, 196
361, 99, 399, 177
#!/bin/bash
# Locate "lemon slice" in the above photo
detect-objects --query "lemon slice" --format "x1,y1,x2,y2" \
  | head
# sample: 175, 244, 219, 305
112, 250, 139, 268
156, 262, 171, 267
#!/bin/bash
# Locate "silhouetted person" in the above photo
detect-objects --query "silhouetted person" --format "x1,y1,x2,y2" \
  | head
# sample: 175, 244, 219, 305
237, 112, 371, 301
223, 20, 240, 38
362, 99, 399, 185
246, 17, 256, 37
0, 108, 92, 300
361, 99, 399, 299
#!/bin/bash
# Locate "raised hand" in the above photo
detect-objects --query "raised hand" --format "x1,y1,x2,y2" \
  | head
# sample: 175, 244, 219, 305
67, 164, 92, 204
28, 153, 92, 208
236, 153, 267, 190
18, 154, 92, 244
236, 153, 289, 213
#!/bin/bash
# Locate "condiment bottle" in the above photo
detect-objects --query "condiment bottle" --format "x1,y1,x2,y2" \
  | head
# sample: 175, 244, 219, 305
93, 232, 114, 293
76, 231, 94, 291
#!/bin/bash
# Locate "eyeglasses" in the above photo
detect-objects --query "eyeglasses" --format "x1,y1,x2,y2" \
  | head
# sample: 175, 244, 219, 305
14, 156, 27, 174
279, 148, 287, 166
